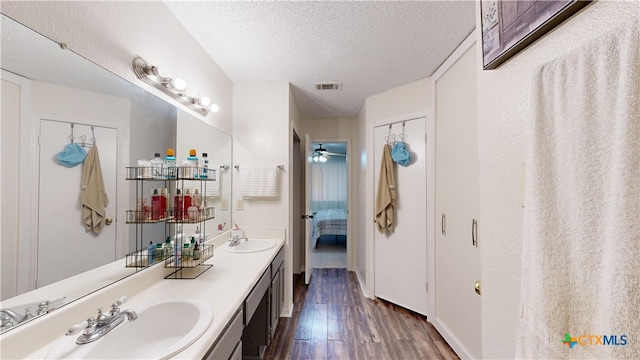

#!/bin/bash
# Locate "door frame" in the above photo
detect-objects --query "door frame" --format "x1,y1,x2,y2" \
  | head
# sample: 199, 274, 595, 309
428, 31, 478, 359
305, 137, 353, 274
22, 113, 128, 291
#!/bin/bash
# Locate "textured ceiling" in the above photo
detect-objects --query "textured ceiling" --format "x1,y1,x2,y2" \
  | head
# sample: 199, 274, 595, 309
163, 1, 476, 119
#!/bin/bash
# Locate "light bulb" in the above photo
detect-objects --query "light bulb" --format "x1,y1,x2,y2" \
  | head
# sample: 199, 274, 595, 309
198, 96, 211, 107
170, 78, 186, 91
313, 155, 319, 162
209, 104, 220, 113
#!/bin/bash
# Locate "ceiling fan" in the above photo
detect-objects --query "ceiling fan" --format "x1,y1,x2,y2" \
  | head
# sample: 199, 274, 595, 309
313, 144, 346, 163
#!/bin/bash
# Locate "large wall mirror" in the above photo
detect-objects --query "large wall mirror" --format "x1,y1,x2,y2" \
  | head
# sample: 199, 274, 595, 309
0, 14, 232, 333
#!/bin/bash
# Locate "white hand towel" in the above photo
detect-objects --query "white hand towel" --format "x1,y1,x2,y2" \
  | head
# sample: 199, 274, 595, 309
239, 166, 278, 198
516, 21, 640, 359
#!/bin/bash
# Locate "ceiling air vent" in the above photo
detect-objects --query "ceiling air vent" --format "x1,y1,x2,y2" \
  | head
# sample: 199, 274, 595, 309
314, 82, 342, 91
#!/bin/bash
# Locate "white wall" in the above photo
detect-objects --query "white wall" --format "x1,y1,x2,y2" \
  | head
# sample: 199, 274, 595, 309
233, 82, 297, 315
359, 77, 431, 295
1, 1, 233, 133
476, 2, 640, 358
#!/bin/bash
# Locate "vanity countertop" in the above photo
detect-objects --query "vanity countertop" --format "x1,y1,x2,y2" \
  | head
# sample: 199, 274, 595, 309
2, 229, 285, 360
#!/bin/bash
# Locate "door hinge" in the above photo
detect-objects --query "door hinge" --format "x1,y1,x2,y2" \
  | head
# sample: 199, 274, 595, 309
426, 282, 429, 292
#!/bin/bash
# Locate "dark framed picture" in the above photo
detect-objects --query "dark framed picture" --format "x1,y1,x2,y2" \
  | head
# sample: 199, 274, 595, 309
480, 0, 591, 70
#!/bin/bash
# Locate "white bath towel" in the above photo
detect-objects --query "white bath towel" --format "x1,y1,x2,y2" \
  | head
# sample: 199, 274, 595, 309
516, 21, 640, 359
239, 166, 278, 198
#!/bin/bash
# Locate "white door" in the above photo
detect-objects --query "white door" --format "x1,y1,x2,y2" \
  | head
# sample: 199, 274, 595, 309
433, 43, 482, 359
373, 117, 428, 315
37, 119, 118, 287
303, 133, 313, 284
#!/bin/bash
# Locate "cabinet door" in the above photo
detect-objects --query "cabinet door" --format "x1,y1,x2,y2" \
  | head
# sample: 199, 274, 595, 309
270, 266, 281, 338
206, 308, 243, 360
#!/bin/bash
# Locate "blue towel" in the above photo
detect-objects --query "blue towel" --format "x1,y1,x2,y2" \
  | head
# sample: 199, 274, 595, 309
391, 142, 411, 166
56, 143, 87, 167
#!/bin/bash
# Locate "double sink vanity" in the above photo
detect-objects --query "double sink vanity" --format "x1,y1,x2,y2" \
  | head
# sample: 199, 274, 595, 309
0, 229, 285, 360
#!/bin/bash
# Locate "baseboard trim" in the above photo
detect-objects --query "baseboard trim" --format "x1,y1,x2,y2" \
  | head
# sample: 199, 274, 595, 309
354, 267, 371, 299
431, 317, 474, 360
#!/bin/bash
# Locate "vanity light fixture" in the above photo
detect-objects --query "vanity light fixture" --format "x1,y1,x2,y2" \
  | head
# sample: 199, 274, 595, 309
132, 57, 218, 116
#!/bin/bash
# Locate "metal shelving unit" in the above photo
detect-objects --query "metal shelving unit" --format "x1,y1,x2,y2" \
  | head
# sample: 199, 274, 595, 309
125, 166, 215, 279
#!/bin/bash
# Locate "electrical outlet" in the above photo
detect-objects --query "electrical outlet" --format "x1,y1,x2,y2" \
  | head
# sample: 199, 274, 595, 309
237, 199, 244, 210
221, 199, 228, 210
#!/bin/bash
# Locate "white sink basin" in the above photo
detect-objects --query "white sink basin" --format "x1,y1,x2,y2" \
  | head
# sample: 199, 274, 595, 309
46, 298, 212, 359
220, 238, 277, 253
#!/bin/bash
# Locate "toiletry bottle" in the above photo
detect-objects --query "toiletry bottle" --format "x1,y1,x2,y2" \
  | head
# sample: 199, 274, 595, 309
193, 240, 201, 261
193, 225, 201, 243
182, 243, 191, 261
155, 243, 164, 261
201, 152, 209, 179
150, 152, 166, 179
192, 189, 202, 208
174, 242, 182, 265
174, 189, 183, 220
151, 189, 161, 221
160, 188, 168, 219
187, 149, 199, 178
164, 236, 173, 257
183, 189, 192, 218
165, 148, 177, 179
147, 241, 156, 265
173, 225, 183, 265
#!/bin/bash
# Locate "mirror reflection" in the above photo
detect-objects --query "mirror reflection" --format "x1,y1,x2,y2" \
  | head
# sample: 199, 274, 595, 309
0, 14, 232, 332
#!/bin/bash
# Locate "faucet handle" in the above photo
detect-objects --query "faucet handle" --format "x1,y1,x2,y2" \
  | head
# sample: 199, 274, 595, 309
113, 296, 128, 307
66, 319, 89, 336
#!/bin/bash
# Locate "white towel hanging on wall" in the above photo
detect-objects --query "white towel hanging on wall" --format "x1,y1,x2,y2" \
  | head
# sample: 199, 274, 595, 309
238, 165, 279, 198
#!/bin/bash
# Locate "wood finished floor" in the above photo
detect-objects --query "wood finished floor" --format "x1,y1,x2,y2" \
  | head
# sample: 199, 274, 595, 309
263, 268, 459, 360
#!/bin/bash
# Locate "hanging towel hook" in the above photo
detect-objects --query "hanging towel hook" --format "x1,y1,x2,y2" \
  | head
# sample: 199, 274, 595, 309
69, 123, 76, 143
90, 126, 96, 145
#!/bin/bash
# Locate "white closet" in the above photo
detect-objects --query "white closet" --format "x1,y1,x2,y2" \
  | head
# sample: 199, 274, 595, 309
373, 117, 428, 316
432, 40, 482, 359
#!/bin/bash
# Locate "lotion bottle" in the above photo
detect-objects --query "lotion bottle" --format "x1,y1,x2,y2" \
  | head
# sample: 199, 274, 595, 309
183, 189, 192, 218
174, 189, 183, 220
151, 189, 161, 221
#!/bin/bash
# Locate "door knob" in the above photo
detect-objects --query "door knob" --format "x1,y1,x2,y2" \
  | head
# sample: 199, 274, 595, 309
474, 281, 482, 295
105, 218, 113, 225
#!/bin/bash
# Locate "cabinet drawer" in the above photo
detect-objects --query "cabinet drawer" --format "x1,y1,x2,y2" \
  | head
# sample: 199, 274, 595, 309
206, 307, 243, 360
245, 269, 270, 323
271, 247, 285, 279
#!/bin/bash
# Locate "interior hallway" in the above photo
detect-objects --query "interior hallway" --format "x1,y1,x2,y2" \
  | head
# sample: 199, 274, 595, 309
263, 268, 459, 360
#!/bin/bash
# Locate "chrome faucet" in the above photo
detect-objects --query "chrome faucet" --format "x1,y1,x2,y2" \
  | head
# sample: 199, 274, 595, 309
0, 307, 34, 325
66, 296, 137, 345
228, 234, 247, 247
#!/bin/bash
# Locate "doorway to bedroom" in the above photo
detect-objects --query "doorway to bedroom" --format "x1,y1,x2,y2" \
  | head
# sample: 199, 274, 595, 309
310, 142, 347, 269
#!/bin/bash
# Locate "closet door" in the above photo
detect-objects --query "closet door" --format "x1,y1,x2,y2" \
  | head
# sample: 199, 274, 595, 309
374, 117, 428, 316
434, 43, 481, 358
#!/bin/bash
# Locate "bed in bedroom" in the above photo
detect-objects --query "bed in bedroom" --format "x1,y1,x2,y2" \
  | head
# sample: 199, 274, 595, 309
311, 208, 347, 249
